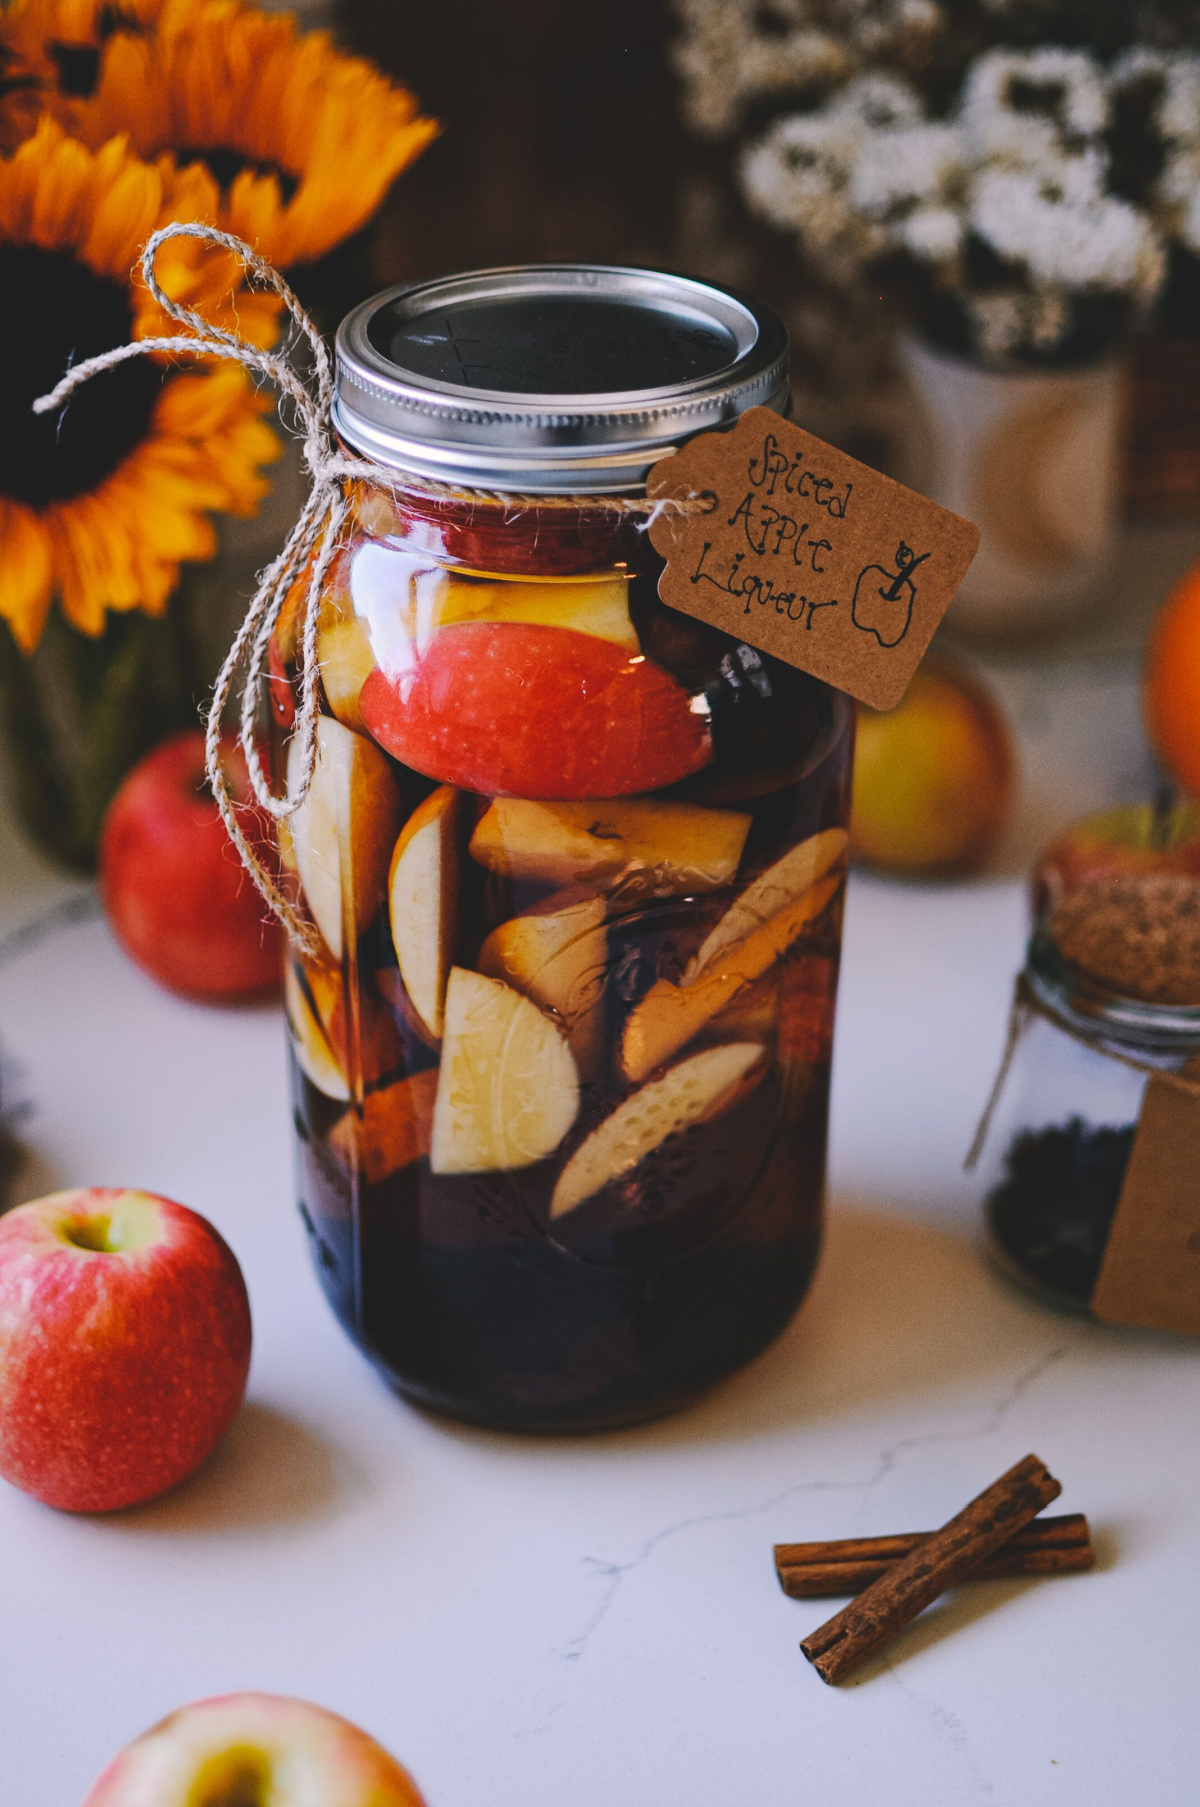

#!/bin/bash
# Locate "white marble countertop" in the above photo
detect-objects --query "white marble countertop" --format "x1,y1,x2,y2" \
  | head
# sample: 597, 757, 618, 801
2, 577, 1199, 1804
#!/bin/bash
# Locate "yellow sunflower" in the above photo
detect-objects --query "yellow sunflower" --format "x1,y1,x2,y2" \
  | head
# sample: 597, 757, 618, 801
1, 0, 438, 265
0, 116, 281, 651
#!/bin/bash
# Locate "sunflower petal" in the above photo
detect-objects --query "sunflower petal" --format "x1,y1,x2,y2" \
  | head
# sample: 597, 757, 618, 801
53, 0, 436, 265
0, 500, 54, 652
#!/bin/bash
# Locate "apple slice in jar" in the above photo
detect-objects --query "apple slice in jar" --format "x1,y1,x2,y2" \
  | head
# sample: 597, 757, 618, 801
267, 564, 308, 730
328, 1068, 439, 1184
311, 952, 405, 1090
430, 968, 579, 1174
778, 953, 839, 1067
469, 797, 751, 892
359, 622, 710, 799
708, 970, 781, 1042
621, 868, 843, 1082
683, 827, 847, 983
285, 962, 350, 1101
288, 715, 402, 961
478, 890, 607, 1078
388, 785, 461, 1041
286, 955, 408, 1101
550, 1042, 765, 1218
429, 570, 639, 652
318, 610, 378, 736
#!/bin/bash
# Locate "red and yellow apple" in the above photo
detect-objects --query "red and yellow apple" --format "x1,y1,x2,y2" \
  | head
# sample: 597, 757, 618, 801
0, 1188, 251, 1513
850, 661, 1015, 877
83, 1692, 427, 1807
360, 621, 711, 799
99, 732, 280, 1003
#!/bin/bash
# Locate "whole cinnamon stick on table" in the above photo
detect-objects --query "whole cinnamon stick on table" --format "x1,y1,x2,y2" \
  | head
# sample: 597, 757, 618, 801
801, 1453, 1062, 1684
777, 1512, 1093, 1597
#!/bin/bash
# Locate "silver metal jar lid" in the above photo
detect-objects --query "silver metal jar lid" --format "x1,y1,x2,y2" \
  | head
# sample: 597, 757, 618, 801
333, 264, 789, 494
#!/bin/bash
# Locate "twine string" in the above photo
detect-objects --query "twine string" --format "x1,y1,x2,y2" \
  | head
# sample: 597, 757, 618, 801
964, 969, 1200, 1171
31, 223, 710, 947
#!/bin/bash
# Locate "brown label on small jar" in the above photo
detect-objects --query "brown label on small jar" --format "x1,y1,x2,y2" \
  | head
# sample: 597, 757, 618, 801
1090, 1056, 1200, 1337
647, 407, 979, 710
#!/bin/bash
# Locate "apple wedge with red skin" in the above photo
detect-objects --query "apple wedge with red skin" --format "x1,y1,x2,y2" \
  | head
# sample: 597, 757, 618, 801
0, 1188, 251, 1513
83, 1692, 427, 1807
360, 621, 711, 799
100, 731, 280, 1003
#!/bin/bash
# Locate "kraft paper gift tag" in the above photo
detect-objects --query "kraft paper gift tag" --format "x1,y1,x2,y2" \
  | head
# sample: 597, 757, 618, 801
647, 407, 979, 711
1090, 1055, 1200, 1336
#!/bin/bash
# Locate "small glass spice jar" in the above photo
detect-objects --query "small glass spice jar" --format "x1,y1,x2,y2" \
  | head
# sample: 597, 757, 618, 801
270, 265, 854, 1429
973, 874, 1200, 1314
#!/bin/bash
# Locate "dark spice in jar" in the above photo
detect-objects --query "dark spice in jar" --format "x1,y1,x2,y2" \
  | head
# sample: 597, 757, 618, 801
986, 1117, 1136, 1303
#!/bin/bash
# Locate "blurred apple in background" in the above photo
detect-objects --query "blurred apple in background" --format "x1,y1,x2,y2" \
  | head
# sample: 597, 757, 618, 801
99, 731, 280, 1003
83, 1692, 428, 1807
1027, 560, 1200, 920
1031, 800, 1200, 917
0, 1188, 250, 1513
1144, 559, 1200, 798
850, 660, 1015, 877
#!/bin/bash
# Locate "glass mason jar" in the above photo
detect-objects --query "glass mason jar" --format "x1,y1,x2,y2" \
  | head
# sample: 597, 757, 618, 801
975, 925, 1200, 1314
271, 266, 854, 1429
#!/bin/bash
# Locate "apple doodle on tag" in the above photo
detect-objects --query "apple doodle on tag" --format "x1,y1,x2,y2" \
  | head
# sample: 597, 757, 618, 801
648, 407, 979, 710
851, 541, 932, 648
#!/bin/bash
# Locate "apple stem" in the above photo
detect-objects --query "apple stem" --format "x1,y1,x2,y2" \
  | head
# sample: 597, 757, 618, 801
64, 1217, 117, 1253
1150, 775, 1177, 851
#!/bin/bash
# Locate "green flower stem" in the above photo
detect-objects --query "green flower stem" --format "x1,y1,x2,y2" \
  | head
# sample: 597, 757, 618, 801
0, 584, 204, 871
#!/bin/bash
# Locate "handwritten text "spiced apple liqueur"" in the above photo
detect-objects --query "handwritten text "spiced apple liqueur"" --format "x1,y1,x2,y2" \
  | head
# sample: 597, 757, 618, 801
690, 431, 930, 651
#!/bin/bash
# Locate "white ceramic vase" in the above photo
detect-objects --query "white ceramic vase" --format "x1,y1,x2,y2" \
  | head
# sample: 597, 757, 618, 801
896, 332, 1125, 638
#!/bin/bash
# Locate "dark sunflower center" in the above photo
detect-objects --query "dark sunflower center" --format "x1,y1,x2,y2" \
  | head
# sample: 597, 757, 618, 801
1, 42, 42, 101
0, 245, 163, 508
49, 9, 145, 98
176, 147, 299, 206
49, 41, 100, 96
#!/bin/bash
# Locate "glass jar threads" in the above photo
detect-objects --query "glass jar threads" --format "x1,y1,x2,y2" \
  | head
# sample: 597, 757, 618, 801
974, 874, 1200, 1316
272, 266, 853, 1429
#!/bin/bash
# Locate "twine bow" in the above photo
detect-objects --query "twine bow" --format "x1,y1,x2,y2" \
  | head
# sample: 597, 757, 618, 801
33, 223, 707, 947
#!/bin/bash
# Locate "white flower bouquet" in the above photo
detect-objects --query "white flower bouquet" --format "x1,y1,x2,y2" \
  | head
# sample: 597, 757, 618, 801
676, 4, 1200, 367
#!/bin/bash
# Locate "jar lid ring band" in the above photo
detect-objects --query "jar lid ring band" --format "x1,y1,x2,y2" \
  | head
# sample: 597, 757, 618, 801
30, 226, 713, 947
965, 970, 1200, 1172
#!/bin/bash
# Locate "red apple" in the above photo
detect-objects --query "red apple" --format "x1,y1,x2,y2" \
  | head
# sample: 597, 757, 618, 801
360, 620, 711, 798
0, 1188, 251, 1513
99, 731, 280, 1002
357, 483, 640, 576
1031, 801, 1200, 916
83, 1692, 428, 1807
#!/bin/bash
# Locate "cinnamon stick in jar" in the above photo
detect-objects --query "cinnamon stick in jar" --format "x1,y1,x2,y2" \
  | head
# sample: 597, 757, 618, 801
777, 1512, 1092, 1597
800, 1453, 1062, 1684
